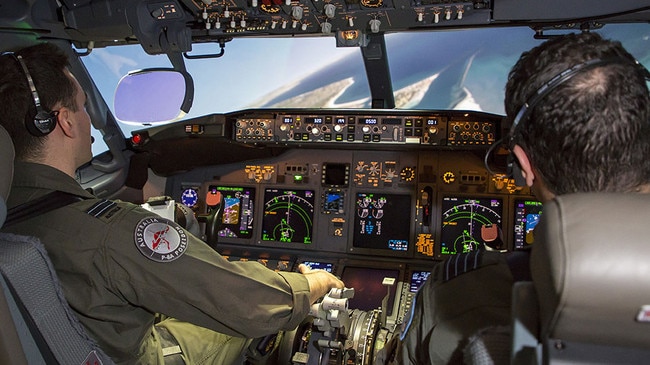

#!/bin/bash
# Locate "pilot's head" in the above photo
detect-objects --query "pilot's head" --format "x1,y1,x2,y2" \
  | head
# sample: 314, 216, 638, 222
505, 32, 650, 201
0, 43, 92, 174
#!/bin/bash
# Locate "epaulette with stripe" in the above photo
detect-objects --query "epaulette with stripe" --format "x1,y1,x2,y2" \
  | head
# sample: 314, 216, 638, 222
86, 200, 120, 219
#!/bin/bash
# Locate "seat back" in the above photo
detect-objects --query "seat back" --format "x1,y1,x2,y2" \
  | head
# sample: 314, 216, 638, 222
0, 124, 29, 365
0, 125, 114, 364
530, 192, 650, 363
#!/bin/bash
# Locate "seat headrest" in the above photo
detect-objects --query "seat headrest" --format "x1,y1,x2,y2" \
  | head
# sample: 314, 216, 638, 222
0, 125, 15, 226
531, 192, 650, 348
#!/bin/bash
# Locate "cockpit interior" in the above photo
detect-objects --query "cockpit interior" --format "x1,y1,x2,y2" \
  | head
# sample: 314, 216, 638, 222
1, 0, 650, 364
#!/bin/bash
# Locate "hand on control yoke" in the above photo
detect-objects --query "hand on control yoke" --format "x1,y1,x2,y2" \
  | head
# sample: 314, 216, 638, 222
298, 264, 345, 304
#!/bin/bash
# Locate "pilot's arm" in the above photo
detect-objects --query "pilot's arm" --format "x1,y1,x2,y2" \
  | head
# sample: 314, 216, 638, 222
100, 203, 321, 338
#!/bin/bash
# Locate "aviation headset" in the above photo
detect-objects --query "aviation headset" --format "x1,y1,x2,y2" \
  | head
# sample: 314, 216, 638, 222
2, 52, 59, 137
500, 55, 650, 186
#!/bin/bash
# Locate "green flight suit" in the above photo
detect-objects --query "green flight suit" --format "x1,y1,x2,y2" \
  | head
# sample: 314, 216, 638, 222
3, 162, 311, 364
377, 250, 515, 364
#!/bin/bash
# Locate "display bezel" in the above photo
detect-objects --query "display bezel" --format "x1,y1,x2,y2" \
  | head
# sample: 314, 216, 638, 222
201, 185, 257, 242
512, 198, 543, 250
436, 194, 504, 258
337, 261, 404, 318
261, 187, 317, 246
349, 191, 415, 258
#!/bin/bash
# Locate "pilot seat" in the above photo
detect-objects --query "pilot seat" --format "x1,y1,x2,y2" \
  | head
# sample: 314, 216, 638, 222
0, 125, 114, 364
510, 192, 650, 364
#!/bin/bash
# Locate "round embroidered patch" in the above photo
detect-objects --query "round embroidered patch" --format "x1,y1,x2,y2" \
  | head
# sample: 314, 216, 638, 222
134, 217, 188, 262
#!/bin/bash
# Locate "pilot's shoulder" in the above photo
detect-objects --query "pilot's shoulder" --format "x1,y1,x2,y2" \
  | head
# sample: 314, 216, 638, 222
75, 198, 156, 225
432, 250, 510, 283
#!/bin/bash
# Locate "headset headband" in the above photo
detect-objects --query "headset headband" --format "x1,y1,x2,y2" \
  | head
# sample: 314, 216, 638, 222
510, 56, 650, 134
2, 51, 58, 136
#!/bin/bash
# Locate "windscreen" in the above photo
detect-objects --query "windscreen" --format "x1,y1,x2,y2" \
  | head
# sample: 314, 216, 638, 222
82, 24, 650, 156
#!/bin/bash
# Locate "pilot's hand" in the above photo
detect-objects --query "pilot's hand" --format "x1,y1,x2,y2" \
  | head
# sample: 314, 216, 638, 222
298, 264, 345, 304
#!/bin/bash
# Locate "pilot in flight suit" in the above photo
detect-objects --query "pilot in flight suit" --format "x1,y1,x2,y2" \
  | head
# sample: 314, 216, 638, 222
4, 161, 313, 364
376, 250, 524, 364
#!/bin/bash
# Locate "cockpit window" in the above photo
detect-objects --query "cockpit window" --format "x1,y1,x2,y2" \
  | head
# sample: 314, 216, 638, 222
82, 23, 650, 155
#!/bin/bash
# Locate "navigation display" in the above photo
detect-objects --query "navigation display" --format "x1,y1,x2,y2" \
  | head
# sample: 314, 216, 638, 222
440, 196, 503, 255
209, 186, 255, 239
262, 188, 315, 244
513, 199, 543, 249
353, 193, 411, 251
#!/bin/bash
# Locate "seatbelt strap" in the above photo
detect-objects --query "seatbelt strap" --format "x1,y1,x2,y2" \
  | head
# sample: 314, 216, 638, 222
4, 191, 84, 227
1, 271, 60, 364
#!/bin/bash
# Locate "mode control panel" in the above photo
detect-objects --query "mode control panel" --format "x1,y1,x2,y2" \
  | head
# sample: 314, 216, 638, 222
233, 110, 501, 147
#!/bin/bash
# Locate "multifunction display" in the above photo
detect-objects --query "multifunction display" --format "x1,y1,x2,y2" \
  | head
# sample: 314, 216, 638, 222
262, 188, 315, 244
440, 196, 503, 255
210, 186, 255, 239
513, 199, 543, 249
353, 193, 412, 251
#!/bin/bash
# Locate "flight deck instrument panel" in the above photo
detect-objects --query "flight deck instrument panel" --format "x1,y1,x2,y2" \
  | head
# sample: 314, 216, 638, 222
160, 108, 540, 364
164, 109, 539, 260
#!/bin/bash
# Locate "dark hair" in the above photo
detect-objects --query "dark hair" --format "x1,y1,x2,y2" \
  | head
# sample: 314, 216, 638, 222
506, 32, 650, 194
0, 43, 76, 160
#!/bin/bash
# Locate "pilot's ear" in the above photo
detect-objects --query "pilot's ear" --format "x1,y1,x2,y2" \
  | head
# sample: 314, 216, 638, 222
512, 144, 535, 187
55, 107, 74, 138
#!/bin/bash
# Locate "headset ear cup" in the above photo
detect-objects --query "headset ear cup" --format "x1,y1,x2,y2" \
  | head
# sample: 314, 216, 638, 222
507, 152, 527, 187
25, 111, 57, 137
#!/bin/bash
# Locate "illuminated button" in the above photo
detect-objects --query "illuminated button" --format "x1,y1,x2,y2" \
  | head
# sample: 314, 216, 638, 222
347, 134, 355, 141
324, 133, 332, 141
335, 134, 344, 141
372, 135, 381, 142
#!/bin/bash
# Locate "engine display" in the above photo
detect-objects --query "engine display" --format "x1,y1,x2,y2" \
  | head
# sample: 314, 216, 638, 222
262, 188, 315, 244
440, 196, 503, 255
353, 193, 412, 251
513, 199, 543, 249
211, 186, 255, 239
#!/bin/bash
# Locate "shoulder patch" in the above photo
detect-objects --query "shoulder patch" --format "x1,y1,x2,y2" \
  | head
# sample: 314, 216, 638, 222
134, 217, 188, 262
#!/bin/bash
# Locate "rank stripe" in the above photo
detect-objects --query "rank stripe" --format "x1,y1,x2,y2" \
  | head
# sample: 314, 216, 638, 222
86, 200, 117, 218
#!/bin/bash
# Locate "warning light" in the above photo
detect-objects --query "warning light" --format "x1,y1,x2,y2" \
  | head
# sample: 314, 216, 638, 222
131, 133, 149, 146
294, 175, 304, 182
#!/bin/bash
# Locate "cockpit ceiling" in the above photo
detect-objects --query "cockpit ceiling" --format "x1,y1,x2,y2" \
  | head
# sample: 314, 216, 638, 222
1, 0, 650, 53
